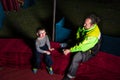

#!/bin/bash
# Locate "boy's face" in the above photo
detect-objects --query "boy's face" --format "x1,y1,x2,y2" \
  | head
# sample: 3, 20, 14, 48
37, 30, 46, 38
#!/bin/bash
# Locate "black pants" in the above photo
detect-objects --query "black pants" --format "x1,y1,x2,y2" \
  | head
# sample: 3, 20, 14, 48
67, 51, 92, 77
34, 45, 53, 68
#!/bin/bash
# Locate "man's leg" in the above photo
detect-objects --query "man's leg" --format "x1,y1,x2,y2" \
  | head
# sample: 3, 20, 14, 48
67, 52, 83, 78
62, 52, 83, 80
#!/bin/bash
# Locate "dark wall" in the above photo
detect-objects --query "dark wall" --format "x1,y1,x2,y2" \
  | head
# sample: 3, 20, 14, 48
55, 0, 120, 37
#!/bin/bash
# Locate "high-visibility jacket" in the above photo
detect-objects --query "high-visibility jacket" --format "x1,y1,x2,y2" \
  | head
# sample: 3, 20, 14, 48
70, 24, 101, 52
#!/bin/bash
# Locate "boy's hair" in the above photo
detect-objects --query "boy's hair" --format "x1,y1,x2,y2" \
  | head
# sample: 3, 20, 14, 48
36, 27, 45, 33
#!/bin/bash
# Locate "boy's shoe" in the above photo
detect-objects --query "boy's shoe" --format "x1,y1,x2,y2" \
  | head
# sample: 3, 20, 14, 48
60, 43, 67, 48
32, 68, 38, 74
46, 66, 54, 75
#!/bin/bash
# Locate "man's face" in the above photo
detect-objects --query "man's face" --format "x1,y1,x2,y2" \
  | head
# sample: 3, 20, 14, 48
37, 30, 46, 38
83, 18, 93, 29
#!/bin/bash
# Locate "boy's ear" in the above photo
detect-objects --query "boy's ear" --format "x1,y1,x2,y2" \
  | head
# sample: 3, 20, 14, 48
44, 32, 46, 34
36, 33, 39, 36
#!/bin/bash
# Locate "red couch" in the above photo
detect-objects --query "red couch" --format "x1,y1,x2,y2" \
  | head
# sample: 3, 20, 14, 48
0, 39, 120, 80
0, 39, 70, 74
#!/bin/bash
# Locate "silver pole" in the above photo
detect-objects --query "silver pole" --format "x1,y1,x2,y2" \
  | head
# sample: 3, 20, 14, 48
52, 0, 56, 41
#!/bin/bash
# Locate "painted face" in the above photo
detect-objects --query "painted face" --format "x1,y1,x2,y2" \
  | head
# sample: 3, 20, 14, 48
37, 30, 46, 38
83, 18, 93, 29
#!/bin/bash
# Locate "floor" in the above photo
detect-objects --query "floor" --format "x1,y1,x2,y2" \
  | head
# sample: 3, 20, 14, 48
0, 67, 63, 80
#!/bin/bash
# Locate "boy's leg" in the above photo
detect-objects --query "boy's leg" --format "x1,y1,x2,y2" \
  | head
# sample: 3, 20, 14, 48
35, 51, 42, 68
44, 54, 53, 75
40, 44, 53, 75
33, 51, 41, 74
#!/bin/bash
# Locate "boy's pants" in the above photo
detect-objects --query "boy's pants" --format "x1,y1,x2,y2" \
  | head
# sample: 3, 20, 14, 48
34, 45, 53, 68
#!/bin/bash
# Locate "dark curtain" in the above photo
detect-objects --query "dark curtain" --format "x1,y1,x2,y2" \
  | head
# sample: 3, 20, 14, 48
23, 0, 36, 9
0, 2, 5, 28
1, 0, 19, 11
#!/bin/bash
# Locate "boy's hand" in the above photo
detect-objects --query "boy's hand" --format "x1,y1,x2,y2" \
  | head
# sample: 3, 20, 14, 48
49, 48, 54, 51
44, 51, 51, 55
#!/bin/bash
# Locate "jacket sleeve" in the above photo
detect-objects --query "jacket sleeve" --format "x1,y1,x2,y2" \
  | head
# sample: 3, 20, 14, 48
76, 27, 82, 39
70, 36, 98, 52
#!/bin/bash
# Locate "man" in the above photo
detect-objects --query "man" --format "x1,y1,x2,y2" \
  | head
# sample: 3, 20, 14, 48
61, 14, 101, 80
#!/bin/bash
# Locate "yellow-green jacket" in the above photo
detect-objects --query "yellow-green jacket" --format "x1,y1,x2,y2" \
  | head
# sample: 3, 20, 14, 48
70, 24, 101, 52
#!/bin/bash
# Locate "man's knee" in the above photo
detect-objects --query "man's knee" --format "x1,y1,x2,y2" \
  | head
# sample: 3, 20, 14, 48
72, 52, 83, 63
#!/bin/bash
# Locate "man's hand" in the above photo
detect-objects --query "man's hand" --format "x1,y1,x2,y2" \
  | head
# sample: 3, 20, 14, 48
63, 49, 70, 55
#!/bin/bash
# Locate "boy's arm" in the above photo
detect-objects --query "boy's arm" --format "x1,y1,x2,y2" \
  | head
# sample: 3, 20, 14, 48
46, 35, 54, 51
35, 40, 45, 53
46, 35, 51, 49
36, 41, 51, 55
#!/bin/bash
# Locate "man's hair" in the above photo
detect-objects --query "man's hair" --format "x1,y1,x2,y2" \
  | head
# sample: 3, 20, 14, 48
87, 14, 100, 24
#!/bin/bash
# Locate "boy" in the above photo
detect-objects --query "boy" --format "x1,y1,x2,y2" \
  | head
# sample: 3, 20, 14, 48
33, 27, 54, 75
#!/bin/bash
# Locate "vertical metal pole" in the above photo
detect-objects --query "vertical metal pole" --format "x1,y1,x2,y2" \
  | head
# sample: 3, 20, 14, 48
52, 0, 56, 41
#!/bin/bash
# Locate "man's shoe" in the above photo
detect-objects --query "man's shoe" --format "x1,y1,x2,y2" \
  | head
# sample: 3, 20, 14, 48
32, 68, 38, 74
46, 66, 54, 75
62, 76, 71, 80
